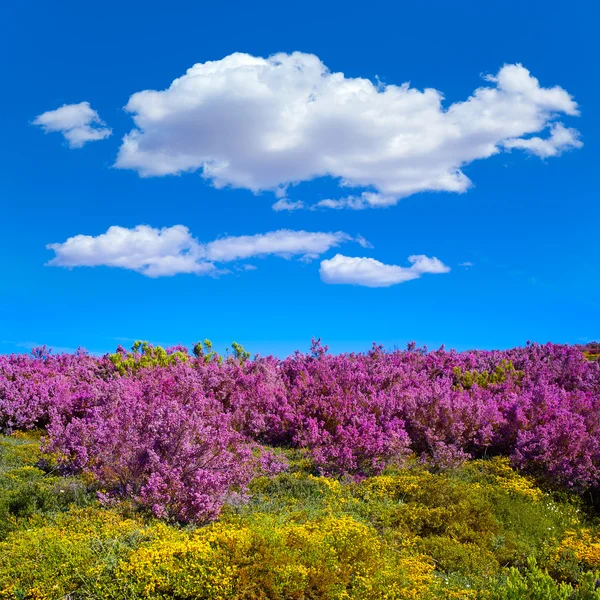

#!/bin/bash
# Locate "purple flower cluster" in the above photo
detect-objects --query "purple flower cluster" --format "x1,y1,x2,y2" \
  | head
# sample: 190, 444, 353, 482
1, 340, 600, 522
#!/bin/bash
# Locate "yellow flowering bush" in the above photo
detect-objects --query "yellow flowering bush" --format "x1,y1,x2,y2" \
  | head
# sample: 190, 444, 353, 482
117, 514, 441, 599
0, 508, 154, 599
556, 529, 600, 569
356, 470, 436, 502
351, 459, 586, 576
465, 457, 544, 502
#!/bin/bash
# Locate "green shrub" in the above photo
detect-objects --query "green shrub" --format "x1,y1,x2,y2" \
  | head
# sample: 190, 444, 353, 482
452, 359, 523, 390
108, 340, 190, 375
487, 559, 600, 600
418, 535, 499, 577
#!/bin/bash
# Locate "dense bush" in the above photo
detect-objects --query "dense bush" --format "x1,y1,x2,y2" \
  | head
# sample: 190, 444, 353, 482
2, 340, 600, 497
45, 366, 259, 523
0, 431, 94, 541
0, 347, 112, 431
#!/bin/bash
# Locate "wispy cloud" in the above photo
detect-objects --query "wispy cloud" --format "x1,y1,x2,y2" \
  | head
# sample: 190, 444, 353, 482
272, 199, 305, 212
504, 122, 582, 158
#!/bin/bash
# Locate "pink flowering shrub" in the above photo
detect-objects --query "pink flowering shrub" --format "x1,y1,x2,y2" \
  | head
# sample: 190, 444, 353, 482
46, 366, 255, 523
195, 355, 295, 445
0, 347, 114, 432
279, 341, 411, 476
3, 339, 600, 514
508, 384, 600, 489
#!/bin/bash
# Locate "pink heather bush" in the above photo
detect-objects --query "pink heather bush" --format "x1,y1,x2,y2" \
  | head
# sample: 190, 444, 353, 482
509, 384, 600, 489
0, 347, 113, 432
278, 341, 411, 476
2, 339, 600, 521
196, 355, 295, 445
45, 365, 255, 523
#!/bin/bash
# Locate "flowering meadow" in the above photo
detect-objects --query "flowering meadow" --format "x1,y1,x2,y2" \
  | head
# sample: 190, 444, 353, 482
1, 340, 600, 598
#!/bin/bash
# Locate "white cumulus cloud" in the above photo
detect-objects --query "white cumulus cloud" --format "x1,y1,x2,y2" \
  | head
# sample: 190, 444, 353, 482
320, 254, 450, 287
115, 53, 581, 208
46, 225, 209, 277
33, 102, 112, 148
47, 225, 363, 277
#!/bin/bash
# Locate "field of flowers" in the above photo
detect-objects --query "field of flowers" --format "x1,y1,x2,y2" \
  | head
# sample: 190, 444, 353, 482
1, 340, 600, 598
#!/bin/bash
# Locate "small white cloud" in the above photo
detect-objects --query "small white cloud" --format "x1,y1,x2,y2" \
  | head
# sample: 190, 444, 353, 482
272, 198, 305, 211
503, 122, 582, 158
47, 225, 363, 277
408, 255, 451, 274
459, 261, 474, 268
115, 54, 580, 208
320, 254, 450, 287
33, 102, 112, 148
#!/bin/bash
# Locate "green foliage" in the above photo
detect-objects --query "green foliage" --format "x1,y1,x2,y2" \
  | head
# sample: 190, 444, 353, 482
419, 536, 498, 577
0, 432, 95, 541
229, 341, 251, 363
108, 339, 252, 374
108, 340, 190, 375
452, 359, 524, 390
487, 559, 600, 600
192, 339, 220, 364
353, 458, 584, 573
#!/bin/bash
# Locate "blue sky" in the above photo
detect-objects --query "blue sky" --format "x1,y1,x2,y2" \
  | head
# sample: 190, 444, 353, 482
1, 0, 598, 357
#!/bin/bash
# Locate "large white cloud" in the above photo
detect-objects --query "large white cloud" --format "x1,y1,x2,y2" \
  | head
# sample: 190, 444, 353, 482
114, 53, 581, 208
46, 225, 361, 277
33, 102, 112, 148
320, 254, 450, 287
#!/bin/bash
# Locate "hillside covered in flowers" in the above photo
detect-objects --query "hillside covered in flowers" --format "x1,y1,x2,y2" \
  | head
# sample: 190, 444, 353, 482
1, 341, 599, 598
